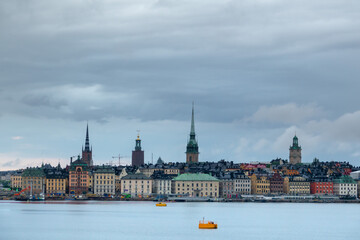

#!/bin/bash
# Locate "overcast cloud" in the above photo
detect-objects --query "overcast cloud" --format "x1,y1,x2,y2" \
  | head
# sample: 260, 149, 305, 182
1, 0, 360, 170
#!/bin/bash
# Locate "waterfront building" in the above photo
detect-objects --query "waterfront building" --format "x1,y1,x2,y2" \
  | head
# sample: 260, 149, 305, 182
310, 178, 333, 195
121, 173, 152, 197
10, 172, 22, 189
186, 103, 199, 164
289, 135, 302, 165
234, 174, 251, 195
250, 174, 270, 195
115, 168, 128, 195
21, 167, 46, 195
333, 175, 357, 197
45, 166, 68, 195
269, 172, 284, 194
69, 156, 89, 195
82, 124, 93, 166
151, 171, 174, 196
219, 173, 234, 198
94, 166, 115, 196
172, 173, 219, 197
284, 176, 310, 195
132, 134, 144, 167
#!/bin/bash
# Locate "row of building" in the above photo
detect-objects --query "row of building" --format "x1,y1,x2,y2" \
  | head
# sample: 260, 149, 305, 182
11, 159, 359, 199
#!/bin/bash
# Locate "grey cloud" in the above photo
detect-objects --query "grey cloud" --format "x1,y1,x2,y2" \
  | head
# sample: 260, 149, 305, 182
22, 94, 67, 109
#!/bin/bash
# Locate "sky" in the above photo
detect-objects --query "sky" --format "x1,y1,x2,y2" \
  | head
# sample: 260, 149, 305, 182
1, 0, 360, 170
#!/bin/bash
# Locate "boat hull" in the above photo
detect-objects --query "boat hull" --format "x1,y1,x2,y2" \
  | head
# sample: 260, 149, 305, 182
199, 223, 217, 229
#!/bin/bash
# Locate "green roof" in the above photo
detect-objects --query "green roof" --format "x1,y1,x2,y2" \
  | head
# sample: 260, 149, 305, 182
22, 167, 45, 177
333, 175, 357, 184
173, 173, 219, 181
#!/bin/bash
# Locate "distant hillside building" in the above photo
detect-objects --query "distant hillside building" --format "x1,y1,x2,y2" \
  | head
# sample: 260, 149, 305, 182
186, 103, 199, 164
82, 124, 93, 166
132, 134, 144, 167
289, 135, 302, 165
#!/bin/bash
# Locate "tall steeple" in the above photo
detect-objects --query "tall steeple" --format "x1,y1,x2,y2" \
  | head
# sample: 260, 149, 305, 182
190, 102, 195, 137
82, 123, 93, 166
186, 102, 199, 164
84, 123, 90, 151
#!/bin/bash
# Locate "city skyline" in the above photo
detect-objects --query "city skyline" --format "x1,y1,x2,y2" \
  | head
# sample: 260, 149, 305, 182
1, 1, 360, 170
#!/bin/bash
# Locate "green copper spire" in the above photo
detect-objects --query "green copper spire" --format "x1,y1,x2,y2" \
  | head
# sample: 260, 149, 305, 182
190, 102, 195, 136
186, 102, 199, 154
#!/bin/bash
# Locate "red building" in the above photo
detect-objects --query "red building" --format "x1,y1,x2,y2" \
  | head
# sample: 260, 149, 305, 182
310, 178, 334, 195
269, 172, 284, 194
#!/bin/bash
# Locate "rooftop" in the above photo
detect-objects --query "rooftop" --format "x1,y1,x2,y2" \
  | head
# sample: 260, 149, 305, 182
173, 173, 219, 181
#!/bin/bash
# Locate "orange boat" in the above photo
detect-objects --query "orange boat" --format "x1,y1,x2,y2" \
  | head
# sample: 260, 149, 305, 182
156, 202, 167, 207
199, 218, 218, 229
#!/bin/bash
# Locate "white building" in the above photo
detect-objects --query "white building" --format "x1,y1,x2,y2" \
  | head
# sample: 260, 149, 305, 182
121, 173, 152, 197
94, 167, 115, 196
333, 175, 357, 197
152, 172, 173, 195
234, 175, 251, 195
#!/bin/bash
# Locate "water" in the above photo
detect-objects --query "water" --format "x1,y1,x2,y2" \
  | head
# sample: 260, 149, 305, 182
0, 201, 359, 240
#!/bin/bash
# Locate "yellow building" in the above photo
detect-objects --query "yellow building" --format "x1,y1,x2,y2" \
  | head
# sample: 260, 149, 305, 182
250, 174, 270, 195
21, 167, 46, 195
45, 168, 68, 195
121, 173, 152, 197
11, 173, 22, 189
94, 166, 115, 196
283, 176, 310, 195
172, 173, 219, 197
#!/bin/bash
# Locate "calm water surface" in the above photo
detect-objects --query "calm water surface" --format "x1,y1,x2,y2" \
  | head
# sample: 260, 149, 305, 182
0, 201, 359, 240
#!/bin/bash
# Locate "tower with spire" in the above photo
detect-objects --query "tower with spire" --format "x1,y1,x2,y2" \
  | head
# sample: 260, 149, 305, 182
289, 135, 301, 165
82, 123, 93, 166
132, 132, 144, 167
186, 103, 199, 164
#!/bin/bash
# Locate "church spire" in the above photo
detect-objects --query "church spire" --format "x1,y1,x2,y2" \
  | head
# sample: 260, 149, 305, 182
186, 102, 199, 163
84, 123, 90, 151
190, 101, 195, 136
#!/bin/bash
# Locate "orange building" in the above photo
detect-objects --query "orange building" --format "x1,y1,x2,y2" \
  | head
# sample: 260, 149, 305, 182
69, 156, 89, 196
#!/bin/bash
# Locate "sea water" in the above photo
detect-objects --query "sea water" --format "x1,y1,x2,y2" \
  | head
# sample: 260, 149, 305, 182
0, 201, 359, 240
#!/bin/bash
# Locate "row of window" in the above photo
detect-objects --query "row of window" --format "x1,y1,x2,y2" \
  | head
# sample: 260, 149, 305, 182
177, 183, 214, 187
95, 181, 114, 185
95, 175, 114, 180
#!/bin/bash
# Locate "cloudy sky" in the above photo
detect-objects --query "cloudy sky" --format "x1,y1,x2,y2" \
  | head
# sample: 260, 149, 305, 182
1, 0, 360, 170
